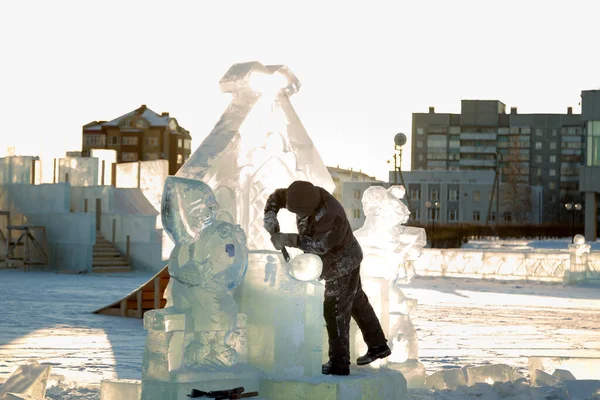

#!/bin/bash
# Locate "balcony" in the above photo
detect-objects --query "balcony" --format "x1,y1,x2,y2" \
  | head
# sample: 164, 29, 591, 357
459, 159, 497, 167
460, 133, 497, 140
561, 149, 583, 156
460, 146, 497, 153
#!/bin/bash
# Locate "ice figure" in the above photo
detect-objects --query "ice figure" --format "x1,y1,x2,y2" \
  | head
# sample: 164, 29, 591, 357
353, 185, 426, 366
141, 177, 255, 400
148, 176, 248, 368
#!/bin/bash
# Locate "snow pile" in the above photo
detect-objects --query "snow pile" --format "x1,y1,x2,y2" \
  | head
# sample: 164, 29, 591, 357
44, 380, 99, 400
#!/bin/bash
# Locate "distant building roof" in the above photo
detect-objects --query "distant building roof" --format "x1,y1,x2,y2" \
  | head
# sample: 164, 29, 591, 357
327, 166, 379, 182
82, 105, 188, 134
102, 104, 170, 127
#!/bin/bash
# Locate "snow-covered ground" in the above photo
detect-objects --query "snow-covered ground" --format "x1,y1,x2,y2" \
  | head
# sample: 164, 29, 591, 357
1, 268, 600, 399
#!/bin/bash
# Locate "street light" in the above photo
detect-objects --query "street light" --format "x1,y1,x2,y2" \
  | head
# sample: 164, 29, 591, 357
425, 200, 441, 248
564, 202, 583, 243
388, 133, 412, 211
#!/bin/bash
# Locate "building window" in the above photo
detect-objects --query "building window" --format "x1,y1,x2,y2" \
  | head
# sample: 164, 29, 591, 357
122, 152, 138, 162
411, 188, 420, 200
535, 128, 543, 136
549, 155, 556, 163
550, 142, 557, 150
504, 212, 512, 222
473, 191, 481, 202
83, 134, 106, 146
449, 189, 458, 201
416, 141, 424, 148
411, 208, 420, 221
178, 138, 183, 148
473, 211, 480, 221
353, 189, 361, 199
549, 169, 556, 176
488, 212, 496, 222
122, 136, 138, 145
177, 154, 184, 164
537, 168, 542, 176
430, 189, 439, 201
353, 209, 361, 219
549, 182, 556, 190
551, 128, 558, 137
418, 154, 424, 161
534, 155, 542, 163
448, 209, 458, 221
183, 139, 192, 150
107, 136, 120, 145
416, 128, 424, 135
535, 142, 542, 150
145, 137, 159, 146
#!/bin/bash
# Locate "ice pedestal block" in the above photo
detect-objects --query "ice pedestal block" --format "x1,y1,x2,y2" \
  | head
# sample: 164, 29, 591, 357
387, 361, 426, 389
0, 361, 52, 400
259, 367, 408, 400
100, 379, 141, 400
425, 368, 467, 390
530, 356, 600, 381
533, 369, 561, 387
141, 364, 261, 400
462, 364, 523, 385
234, 252, 324, 377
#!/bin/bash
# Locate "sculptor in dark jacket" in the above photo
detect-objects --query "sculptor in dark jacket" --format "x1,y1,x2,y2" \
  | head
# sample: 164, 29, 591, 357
263, 181, 362, 281
263, 180, 390, 376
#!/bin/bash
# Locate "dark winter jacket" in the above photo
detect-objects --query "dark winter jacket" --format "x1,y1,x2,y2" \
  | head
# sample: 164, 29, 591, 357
264, 186, 363, 281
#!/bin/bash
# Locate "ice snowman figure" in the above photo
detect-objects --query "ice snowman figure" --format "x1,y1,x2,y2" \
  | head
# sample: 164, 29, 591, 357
160, 176, 249, 367
354, 185, 426, 363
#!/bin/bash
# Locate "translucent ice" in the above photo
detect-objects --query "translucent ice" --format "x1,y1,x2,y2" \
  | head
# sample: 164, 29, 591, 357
174, 61, 335, 251
287, 253, 323, 282
100, 379, 141, 400
143, 177, 248, 373
424, 369, 467, 390
462, 364, 523, 385
0, 361, 52, 399
353, 185, 426, 364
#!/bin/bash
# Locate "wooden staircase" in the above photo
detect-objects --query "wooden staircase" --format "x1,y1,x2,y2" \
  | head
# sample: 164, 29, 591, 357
93, 232, 132, 273
93, 266, 169, 317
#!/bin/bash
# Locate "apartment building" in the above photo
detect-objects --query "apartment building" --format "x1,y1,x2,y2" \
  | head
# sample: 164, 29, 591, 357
579, 90, 600, 241
411, 100, 584, 223
82, 104, 192, 175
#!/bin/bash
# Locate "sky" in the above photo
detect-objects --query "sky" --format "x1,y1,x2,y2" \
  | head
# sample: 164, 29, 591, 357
1, 0, 599, 181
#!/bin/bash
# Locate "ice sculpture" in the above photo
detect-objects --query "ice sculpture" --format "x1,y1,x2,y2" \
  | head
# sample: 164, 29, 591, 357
353, 185, 426, 367
141, 177, 255, 399
172, 62, 333, 378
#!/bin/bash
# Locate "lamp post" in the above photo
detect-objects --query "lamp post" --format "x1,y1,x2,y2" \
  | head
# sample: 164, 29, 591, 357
564, 202, 583, 243
426, 200, 441, 248
389, 133, 412, 211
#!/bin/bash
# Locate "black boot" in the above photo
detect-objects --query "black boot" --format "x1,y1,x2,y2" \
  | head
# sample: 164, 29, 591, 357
356, 344, 392, 366
322, 360, 350, 376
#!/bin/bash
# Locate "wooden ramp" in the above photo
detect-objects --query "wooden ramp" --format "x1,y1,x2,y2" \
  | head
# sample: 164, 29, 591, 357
93, 265, 170, 318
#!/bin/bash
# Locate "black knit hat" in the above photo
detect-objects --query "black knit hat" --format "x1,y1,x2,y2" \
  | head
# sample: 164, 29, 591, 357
286, 181, 321, 216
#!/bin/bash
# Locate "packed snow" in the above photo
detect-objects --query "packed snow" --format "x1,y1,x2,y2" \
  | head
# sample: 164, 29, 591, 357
1, 268, 600, 399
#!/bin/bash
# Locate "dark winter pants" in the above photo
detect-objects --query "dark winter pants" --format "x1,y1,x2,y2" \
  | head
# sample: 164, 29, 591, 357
324, 266, 387, 366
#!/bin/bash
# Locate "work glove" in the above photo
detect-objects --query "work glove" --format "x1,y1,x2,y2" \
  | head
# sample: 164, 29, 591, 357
264, 211, 280, 235
270, 233, 299, 250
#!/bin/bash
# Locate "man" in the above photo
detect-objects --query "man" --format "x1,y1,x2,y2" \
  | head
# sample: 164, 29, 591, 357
263, 180, 391, 376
